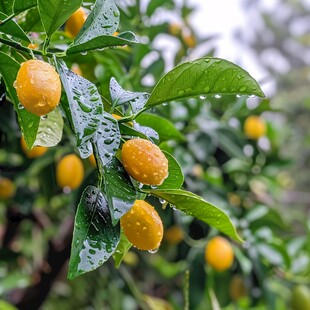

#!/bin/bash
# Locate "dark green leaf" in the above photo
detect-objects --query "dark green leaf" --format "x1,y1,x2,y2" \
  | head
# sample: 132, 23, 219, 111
94, 112, 120, 166
13, 0, 37, 13
113, 231, 132, 268
0, 12, 31, 42
0, 52, 39, 148
67, 32, 139, 55
68, 186, 120, 280
0, 0, 13, 14
18, 8, 43, 33
102, 157, 136, 224
149, 189, 243, 242
136, 113, 185, 142
38, 0, 82, 37
119, 123, 149, 140
158, 151, 184, 190
56, 59, 103, 148
74, 0, 119, 44
34, 108, 63, 147
146, 57, 265, 108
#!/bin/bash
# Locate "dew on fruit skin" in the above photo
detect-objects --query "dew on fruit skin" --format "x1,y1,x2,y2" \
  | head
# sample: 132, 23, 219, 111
18, 103, 24, 110
150, 185, 157, 189
239, 86, 247, 92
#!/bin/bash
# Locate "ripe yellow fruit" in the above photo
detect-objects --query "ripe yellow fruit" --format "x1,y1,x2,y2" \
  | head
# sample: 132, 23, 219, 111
56, 154, 84, 190
21, 136, 48, 158
182, 34, 196, 48
229, 275, 247, 301
120, 200, 164, 251
88, 153, 96, 167
28, 43, 38, 49
164, 225, 184, 245
121, 139, 168, 186
244, 115, 266, 140
15, 60, 61, 116
65, 7, 87, 38
205, 236, 234, 272
0, 178, 16, 199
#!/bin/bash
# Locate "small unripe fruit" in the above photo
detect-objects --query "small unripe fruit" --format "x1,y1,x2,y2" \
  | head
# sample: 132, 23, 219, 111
0, 178, 16, 199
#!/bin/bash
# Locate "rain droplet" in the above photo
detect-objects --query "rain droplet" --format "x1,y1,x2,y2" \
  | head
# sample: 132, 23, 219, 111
214, 94, 221, 99
81, 51, 87, 56
239, 86, 247, 92
199, 95, 206, 99
41, 115, 48, 120
159, 198, 166, 204
13, 80, 17, 89
150, 185, 157, 189
148, 247, 159, 254
18, 102, 24, 110
204, 86, 210, 93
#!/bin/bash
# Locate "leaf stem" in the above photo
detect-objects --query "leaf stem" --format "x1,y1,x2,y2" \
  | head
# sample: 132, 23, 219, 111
0, 13, 16, 25
118, 107, 147, 123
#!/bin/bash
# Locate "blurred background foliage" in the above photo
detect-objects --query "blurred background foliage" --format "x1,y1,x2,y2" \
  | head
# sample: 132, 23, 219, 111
0, 0, 309, 309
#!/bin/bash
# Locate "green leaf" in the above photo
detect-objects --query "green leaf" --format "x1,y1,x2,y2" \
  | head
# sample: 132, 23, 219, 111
0, 300, 18, 310
0, 0, 13, 14
102, 157, 136, 225
68, 186, 120, 280
74, 0, 119, 45
94, 112, 120, 166
119, 123, 148, 140
136, 113, 185, 142
34, 108, 63, 147
149, 189, 243, 242
67, 32, 139, 55
158, 151, 184, 190
146, 57, 265, 108
0, 12, 31, 42
38, 0, 82, 37
56, 59, 103, 148
113, 231, 132, 268
18, 7, 43, 33
13, 0, 37, 13
0, 52, 39, 148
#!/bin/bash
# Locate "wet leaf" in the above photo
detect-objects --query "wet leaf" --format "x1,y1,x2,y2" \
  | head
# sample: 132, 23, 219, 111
13, 0, 36, 13
93, 112, 121, 166
0, 0, 13, 14
146, 57, 265, 108
67, 31, 139, 55
56, 59, 103, 147
109, 77, 149, 113
132, 122, 159, 143
68, 186, 120, 280
149, 189, 243, 242
0, 52, 39, 148
136, 113, 185, 142
34, 108, 63, 147
102, 156, 136, 225
38, 0, 82, 37
0, 12, 31, 42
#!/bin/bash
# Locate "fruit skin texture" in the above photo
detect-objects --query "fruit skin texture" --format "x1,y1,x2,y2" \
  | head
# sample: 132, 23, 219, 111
21, 136, 47, 158
121, 139, 168, 185
120, 200, 164, 251
56, 154, 84, 190
244, 115, 266, 140
15, 60, 61, 116
0, 178, 15, 199
291, 285, 310, 310
65, 8, 87, 38
204, 236, 234, 272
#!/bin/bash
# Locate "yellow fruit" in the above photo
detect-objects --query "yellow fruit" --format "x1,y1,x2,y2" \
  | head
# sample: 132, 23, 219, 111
120, 200, 164, 251
88, 153, 96, 167
28, 43, 38, 49
112, 113, 122, 120
65, 7, 87, 38
0, 178, 16, 199
168, 23, 181, 36
121, 139, 168, 186
244, 115, 266, 140
164, 225, 184, 245
229, 275, 247, 301
56, 154, 84, 189
291, 285, 310, 310
15, 60, 61, 116
21, 136, 48, 158
71, 63, 82, 76
205, 236, 234, 272
182, 33, 196, 48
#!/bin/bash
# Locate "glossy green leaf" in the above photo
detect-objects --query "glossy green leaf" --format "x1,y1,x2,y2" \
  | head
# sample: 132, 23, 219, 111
149, 189, 243, 242
0, 12, 31, 42
136, 113, 185, 142
158, 151, 184, 190
13, 0, 37, 13
119, 123, 148, 140
146, 57, 265, 108
34, 108, 63, 147
56, 59, 103, 148
113, 231, 132, 268
94, 112, 120, 166
38, 0, 82, 37
68, 186, 120, 280
0, 0, 13, 14
74, 0, 119, 44
67, 32, 139, 55
0, 52, 39, 148
19, 8, 44, 33
102, 156, 136, 225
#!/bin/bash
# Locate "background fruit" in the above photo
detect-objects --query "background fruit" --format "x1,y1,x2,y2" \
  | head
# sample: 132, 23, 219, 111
164, 225, 184, 245
244, 115, 266, 140
120, 200, 164, 251
56, 154, 84, 190
65, 7, 87, 38
15, 60, 61, 116
205, 236, 234, 272
121, 139, 168, 185
0, 178, 16, 199
20, 136, 48, 158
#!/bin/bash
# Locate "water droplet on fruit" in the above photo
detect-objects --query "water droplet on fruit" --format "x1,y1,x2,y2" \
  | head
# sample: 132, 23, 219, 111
148, 247, 159, 254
